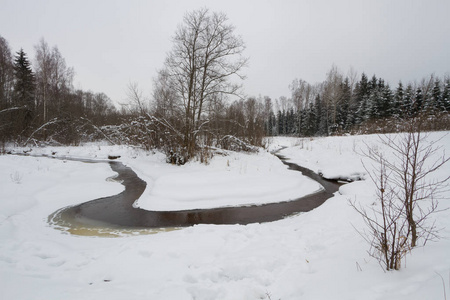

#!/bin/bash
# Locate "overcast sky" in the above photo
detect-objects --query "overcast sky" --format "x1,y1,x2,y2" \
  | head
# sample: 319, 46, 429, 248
1, 0, 449, 104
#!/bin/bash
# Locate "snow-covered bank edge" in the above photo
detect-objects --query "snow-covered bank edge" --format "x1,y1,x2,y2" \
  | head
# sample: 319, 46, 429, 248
5, 145, 324, 211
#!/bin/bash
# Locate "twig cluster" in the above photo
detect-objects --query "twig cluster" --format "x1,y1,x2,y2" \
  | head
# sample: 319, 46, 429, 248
351, 120, 448, 270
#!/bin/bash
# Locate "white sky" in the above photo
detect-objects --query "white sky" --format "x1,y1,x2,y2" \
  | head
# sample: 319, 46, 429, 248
1, 0, 449, 105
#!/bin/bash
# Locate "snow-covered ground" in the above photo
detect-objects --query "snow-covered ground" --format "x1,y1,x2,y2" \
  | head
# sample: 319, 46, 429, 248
3, 145, 322, 211
1, 132, 449, 300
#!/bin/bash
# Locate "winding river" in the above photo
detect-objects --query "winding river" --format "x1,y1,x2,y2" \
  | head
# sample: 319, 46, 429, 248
47, 152, 341, 233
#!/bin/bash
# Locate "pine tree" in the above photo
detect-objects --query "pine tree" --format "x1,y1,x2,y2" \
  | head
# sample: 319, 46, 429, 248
13, 49, 35, 109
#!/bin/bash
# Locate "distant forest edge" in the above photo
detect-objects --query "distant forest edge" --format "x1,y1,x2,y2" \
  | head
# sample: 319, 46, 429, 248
1, 31, 449, 163
268, 67, 450, 137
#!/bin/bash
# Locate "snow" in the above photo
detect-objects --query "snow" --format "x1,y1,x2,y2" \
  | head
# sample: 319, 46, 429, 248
277, 135, 369, 181
1, 132, 449, 300
135, 150, 322, 211
7, 145, 322, 211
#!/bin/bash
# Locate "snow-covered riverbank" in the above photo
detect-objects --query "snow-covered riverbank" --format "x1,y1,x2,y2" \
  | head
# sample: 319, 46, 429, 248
1, 132, 449, 300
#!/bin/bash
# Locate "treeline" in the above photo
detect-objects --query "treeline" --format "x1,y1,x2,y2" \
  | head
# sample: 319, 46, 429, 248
2, 18, 449, 164
267, 67, 450, 137
0, 16, 265, 164
0, 36, 119, 146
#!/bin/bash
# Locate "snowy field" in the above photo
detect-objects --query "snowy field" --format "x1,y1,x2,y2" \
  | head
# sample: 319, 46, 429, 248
1, 132, 449, 300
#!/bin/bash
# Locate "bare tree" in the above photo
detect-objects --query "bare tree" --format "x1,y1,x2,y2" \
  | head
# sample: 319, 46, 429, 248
0, 35, 14, 111
322, 65, 344, 127
152, 68, 180, 120
351, 155, 411, 270
353, 121, 448, 270
157, 8, 248, 159
34, 38, 74, 124
125, 82, 148, 116
375, 120, 449, 247
346, 66, 358, 92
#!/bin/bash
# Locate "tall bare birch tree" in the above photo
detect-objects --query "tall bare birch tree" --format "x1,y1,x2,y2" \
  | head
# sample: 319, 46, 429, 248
158, 8, 248, 159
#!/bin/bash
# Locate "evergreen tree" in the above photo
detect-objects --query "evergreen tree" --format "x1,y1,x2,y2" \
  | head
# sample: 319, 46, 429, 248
368, 89, 380, 119
306, 102, 317, 136
401, 84, 414, 118
358, 73, 369, 97
336, 77, 351, 131
393, 82, 404, 118
431, 80, 443, 112
13, 49, 35, 109
266, 111, 277, 136
353, 73, 371, 125
316, 94, 329, 135
442, 79, 450, 112
288, 108, 295, 134
354, 94, 366, 124
380, 84, 393, 118
369, 75, 378, 93
314, 94, 322, 135
412, 87, 423, 117
277, 110, 283, 135
295, 109, 302, 134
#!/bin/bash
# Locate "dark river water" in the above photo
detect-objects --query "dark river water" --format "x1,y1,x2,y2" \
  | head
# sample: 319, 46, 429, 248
46, 152, 342, 235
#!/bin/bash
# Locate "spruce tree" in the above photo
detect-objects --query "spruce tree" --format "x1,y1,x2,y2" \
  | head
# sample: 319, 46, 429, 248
306, 102, 317, 136
314, 94, 322, 135
316, 94, 329, 135
13, 49, 35, 109
337, 78, 351, 131
353, 74, 370, 125
393, 82, 404, 118
380, 84, 393, 118
299, 108, 307, 136
359, 74, 369, 95
369, 75, 378, 93
288, 108, 295, 134
412, 87, 423, 117
367, 89, 379, 119
402, 84, 414, 118
431, 80, 443, 112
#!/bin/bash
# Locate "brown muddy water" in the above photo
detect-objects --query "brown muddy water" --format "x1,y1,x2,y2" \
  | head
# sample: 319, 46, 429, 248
45, 153, 342, 236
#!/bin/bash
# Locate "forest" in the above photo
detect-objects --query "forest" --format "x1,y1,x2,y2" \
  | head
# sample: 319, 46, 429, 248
1, 9, 449, 164
269, 68, 450, 137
